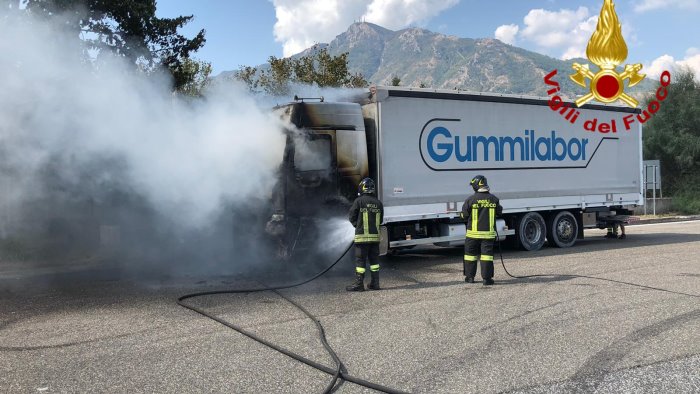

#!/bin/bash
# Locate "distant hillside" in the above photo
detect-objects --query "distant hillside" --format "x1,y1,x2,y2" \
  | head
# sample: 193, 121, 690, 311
224, 22, 654, 97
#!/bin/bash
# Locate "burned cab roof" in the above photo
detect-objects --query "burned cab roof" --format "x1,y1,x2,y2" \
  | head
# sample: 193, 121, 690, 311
275, 101, 364, 131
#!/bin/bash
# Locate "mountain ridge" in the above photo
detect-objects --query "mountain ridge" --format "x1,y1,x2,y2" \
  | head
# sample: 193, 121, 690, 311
226, 22, 653, 98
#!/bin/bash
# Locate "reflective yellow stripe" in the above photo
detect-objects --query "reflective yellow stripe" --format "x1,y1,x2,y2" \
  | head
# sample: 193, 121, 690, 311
471, 206, 478, 233
464, 255, 478, 262
489, 207, 495, 232
370, 264, 380, 272
376, 212, 381, 228
466, 230, 496, 239
356, 267, 366, 274
481, 255, 494, 261
355, 234, 379, 242
363, 211, 369, 236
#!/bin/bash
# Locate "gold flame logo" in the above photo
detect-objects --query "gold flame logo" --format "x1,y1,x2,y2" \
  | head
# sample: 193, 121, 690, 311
570, 0, 645, 107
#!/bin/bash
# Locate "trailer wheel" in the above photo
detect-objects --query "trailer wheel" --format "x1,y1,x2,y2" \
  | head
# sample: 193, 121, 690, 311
547, 211, 578, 248
516, 212, 546, 251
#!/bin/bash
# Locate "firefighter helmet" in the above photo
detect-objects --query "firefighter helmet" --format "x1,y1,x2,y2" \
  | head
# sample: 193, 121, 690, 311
470, 175, 488, 192
358, 178, 376, 195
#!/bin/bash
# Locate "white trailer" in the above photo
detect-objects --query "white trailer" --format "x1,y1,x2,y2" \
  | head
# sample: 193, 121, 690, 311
269, 87, 642, 254
361, 87, 643, 253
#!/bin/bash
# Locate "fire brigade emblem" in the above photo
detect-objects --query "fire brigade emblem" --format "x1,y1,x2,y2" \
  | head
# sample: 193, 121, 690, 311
570, 0, 645, 108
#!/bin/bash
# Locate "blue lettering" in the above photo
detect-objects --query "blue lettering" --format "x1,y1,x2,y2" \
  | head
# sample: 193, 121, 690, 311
499, 136, 525, 161
425, 128, 590, 164
427, 126, 453, 162
567, 139, 581, 161
472, 136, 499, 161
454, 135, 471, 162
536, 137, 551, 161
552, 130, 567, 161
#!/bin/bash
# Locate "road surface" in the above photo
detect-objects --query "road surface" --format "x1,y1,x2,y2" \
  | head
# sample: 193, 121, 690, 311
1, 221, 699, 393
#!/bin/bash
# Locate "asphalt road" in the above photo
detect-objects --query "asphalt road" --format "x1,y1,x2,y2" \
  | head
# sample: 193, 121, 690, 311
1, 221, 699, 393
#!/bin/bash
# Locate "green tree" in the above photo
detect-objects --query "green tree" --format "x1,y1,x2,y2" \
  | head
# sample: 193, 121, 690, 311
23, 0, 206, 91
235, 45, 368, 95
391, 76, 401, 86
259, 56, 294, 96
174, 58, 212, 97
643, 68, 700, 211
232, 65, 259, 92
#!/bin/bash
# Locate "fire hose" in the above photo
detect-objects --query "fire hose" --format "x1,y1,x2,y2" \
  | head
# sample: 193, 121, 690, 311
177, 240, 408, 394
495, 227, 700, 299
177, 227, 698, 394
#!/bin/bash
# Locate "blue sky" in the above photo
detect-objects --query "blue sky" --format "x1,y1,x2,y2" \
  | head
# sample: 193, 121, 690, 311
156, 0, 700, 78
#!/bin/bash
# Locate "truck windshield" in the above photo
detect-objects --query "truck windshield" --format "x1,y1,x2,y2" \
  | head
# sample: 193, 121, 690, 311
294, 136, 331, 171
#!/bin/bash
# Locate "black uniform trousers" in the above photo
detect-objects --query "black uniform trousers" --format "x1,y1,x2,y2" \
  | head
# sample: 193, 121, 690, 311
354, 243, 380, 275
464, 238, 495, 280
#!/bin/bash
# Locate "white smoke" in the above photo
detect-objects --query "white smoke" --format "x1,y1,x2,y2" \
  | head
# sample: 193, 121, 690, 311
313, 217, 355, 255
0, 12, 286, 232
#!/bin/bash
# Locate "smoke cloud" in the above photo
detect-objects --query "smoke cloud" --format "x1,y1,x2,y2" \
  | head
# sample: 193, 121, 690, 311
0, 11, 290, 276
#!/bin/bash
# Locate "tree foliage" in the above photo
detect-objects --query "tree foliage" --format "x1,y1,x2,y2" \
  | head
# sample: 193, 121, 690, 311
22, 0, 206, 91
391, 76, 401, 86
234, 45, 368, 95
643, 68, 700, 194
174, 58, 212, 97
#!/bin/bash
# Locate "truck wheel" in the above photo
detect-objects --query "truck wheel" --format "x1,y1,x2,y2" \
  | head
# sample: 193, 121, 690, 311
547, 211, 578, 248
516, 212, 546, 251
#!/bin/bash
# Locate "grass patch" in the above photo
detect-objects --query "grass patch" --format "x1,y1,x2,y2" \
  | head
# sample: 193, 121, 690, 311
670, 191, 700, 215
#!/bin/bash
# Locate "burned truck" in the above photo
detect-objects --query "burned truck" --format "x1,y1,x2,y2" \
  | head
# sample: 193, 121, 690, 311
265, 97, 369, 257
267, 87, 643, 256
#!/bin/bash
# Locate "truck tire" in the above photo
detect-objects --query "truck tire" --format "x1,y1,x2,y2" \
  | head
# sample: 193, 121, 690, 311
516, 212, 546, 251
547, 211, 578, 248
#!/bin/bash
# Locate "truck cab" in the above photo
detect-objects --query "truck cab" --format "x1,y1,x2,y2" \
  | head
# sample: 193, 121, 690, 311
266, 98, 368, 256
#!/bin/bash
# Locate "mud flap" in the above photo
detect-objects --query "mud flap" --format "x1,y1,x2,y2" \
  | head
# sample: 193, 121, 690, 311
379, 225, 388, 256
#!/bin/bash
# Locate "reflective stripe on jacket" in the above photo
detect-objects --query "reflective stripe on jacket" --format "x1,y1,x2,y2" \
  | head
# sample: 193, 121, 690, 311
460, 191, 503, 239
349, 195, 384, 243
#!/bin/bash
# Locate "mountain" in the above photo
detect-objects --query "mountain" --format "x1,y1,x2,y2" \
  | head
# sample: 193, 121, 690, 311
293, 22, 652, 97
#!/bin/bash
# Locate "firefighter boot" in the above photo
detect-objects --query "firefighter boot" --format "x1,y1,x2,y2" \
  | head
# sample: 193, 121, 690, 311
346, 274, 365, 292
368, 271, 380, 290
481, 260, 495, 286
464, 260, 477, 283
464, 261, 475, 283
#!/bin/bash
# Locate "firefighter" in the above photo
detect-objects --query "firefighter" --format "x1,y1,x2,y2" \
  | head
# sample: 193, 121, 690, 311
346, 178, 384, 292
605, 222, 626, 239
461, 175, 503, 285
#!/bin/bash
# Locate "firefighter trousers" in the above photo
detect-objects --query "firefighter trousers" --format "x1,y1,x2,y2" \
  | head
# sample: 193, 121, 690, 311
355, 243, 380, 275
464, 238, 494, 280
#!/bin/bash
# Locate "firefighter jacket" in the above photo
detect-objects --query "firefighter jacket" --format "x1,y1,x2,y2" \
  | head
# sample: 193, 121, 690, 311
349, 194, 384, 243
461, 191, 503, 239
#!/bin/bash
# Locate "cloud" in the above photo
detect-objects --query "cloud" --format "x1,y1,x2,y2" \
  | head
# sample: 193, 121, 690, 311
635, 0, 700, 12
646, 54, 677, 78
519, 7, 598, 60
491, 7, 596, 59
271, 0, 459, 57
495, 6, 639, 61
495, 24, 519, 45
363, 0, 459, 30
272, 0, 369, 57
645, 50, 700, 79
